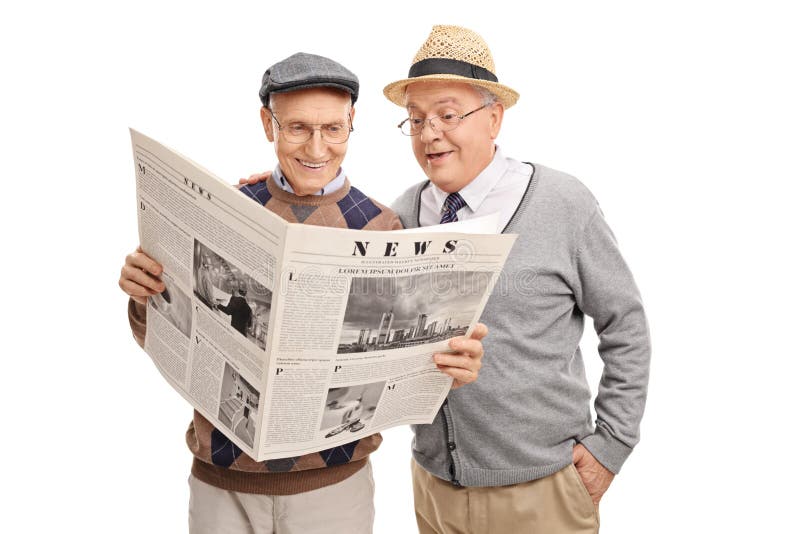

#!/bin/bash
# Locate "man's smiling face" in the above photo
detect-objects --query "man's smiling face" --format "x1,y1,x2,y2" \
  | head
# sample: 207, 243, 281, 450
404, 81, 502, 193
262, 87, 353, 196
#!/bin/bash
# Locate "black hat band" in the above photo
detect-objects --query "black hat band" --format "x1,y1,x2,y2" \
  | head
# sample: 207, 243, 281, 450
408, 58, 498, 83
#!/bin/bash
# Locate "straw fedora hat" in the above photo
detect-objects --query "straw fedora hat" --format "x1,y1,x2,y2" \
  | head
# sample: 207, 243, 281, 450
383, 25, 519, 109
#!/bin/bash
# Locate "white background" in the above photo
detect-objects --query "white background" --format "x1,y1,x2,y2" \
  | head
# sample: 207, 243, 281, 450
2, 1, 798, 532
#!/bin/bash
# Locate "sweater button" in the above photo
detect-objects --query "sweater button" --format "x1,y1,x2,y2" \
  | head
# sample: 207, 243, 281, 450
448, 442, 457, 451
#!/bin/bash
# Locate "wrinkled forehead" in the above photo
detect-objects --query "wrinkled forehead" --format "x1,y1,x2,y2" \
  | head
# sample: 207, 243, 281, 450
403, 81, 482, 110
269, 87, 352, 119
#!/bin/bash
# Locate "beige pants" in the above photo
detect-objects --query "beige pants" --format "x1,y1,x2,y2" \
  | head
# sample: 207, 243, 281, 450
188, 461, 375, 534
412, 460, 599, 534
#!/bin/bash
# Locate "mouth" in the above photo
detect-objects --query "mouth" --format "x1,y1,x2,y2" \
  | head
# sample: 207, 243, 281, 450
298, 159, 328, 170
425, 151, 452, 163
425, 151, 453, 165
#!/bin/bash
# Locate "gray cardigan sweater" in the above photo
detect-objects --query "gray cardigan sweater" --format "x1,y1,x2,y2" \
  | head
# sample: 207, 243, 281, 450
392, 163, 651, 487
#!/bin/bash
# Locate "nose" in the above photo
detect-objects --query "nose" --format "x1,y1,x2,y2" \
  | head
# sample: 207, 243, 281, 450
418, 120, 441, 144
305, 129, 327, 157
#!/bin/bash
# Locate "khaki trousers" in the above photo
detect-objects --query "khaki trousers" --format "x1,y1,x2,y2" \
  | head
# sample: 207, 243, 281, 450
188, 461, 375, 534
412, 460, 599, 534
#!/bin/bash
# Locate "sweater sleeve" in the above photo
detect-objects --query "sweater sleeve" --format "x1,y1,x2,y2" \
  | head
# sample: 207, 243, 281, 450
573, 206, 651, 474
127, 298, 148, 348
389, 212, 404, 230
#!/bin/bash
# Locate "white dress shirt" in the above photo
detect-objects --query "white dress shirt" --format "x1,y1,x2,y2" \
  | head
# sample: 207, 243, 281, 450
418, 146, 533, 232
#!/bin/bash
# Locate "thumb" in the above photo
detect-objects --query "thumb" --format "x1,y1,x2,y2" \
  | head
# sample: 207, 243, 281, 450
572, 443, 585, 465
470, 322, 489, 341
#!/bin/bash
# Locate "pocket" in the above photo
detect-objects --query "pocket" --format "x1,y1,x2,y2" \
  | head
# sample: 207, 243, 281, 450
568, 464, 598, 516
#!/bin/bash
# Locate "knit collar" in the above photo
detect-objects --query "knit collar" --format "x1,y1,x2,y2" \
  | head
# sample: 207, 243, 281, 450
265, 173, 353, 206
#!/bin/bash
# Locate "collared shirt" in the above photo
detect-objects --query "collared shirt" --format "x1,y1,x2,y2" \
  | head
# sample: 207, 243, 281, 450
419, 146, 531, 232
272, 164, 347, 196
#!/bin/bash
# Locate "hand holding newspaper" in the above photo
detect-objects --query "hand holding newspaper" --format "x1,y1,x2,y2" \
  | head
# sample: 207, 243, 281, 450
131, 129, 517, 460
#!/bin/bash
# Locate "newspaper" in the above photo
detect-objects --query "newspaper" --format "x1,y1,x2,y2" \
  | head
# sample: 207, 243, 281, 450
130, 129, 517, 460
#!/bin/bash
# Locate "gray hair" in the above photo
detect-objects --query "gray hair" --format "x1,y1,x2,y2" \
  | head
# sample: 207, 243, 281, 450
471, 84, 499, 105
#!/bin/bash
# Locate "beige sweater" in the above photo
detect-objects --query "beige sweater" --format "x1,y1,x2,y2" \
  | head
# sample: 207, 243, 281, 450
128, 178, 402, 494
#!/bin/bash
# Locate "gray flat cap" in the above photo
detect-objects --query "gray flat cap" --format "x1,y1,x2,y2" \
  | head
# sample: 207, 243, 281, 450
259, 52, 359, 106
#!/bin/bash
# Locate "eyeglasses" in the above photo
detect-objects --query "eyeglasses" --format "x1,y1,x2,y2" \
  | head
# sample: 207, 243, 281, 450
268, 109, 353, 144
397, 104, 490, 136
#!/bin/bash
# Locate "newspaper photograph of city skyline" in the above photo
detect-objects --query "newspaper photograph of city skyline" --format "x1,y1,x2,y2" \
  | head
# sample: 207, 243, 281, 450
337, 271, 491, 354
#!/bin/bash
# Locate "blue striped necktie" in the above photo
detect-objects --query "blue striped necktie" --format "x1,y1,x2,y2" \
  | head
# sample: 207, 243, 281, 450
440, 192, 466, 224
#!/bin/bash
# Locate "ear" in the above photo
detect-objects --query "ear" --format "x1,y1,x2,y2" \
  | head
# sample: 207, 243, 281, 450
349, 105, 356, 126
261, 107, 275, 143
488, 102, 504, 140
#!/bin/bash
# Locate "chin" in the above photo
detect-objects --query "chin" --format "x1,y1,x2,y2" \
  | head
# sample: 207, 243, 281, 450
427, 172, 459, 193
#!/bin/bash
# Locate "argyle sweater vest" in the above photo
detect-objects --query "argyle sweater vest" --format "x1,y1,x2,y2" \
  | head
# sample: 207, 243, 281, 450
128, 177, 402, 494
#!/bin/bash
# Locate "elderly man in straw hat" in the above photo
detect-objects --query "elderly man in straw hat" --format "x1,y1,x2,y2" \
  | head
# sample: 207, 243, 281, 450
381, 25, 651, 533
120, 51, 488, 534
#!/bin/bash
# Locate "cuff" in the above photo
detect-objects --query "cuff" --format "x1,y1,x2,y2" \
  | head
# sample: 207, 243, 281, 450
127, 298, 148, 348
579, 422, 633, 475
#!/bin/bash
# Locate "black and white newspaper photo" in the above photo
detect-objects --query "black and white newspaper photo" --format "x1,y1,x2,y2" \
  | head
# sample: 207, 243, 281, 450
193, 239, 272, 351
320, 382, 385, 439
337, 271, 491, 354
217, 362, 260, 448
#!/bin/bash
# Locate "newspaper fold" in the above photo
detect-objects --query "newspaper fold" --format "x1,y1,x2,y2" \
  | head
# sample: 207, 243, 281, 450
131, 129, 517, 460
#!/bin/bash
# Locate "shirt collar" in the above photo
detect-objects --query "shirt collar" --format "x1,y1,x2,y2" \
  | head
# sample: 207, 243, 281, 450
272, 164, 347, 196
430, 146, 509, 214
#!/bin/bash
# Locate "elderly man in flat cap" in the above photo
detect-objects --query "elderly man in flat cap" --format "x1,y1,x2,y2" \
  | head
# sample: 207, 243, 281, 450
119, 52, 487, 534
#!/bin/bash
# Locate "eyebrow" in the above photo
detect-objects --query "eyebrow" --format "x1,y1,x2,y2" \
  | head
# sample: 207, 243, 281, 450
270, 105, 352, 122
285, 119, 348, 125
274, 112, 349, 124
407, 97, 461, 110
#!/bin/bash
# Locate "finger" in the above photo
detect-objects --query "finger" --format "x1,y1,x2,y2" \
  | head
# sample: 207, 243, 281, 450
125, 249, 163, 276
120, 264, 165, 293
119, 273, 160, 293
449, 338, 483, 359
239, 171, 271, 185
438, 365, 476, 385
434, 353, 479, 372
121, 262, 164, 291
119, 277, 160, 301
